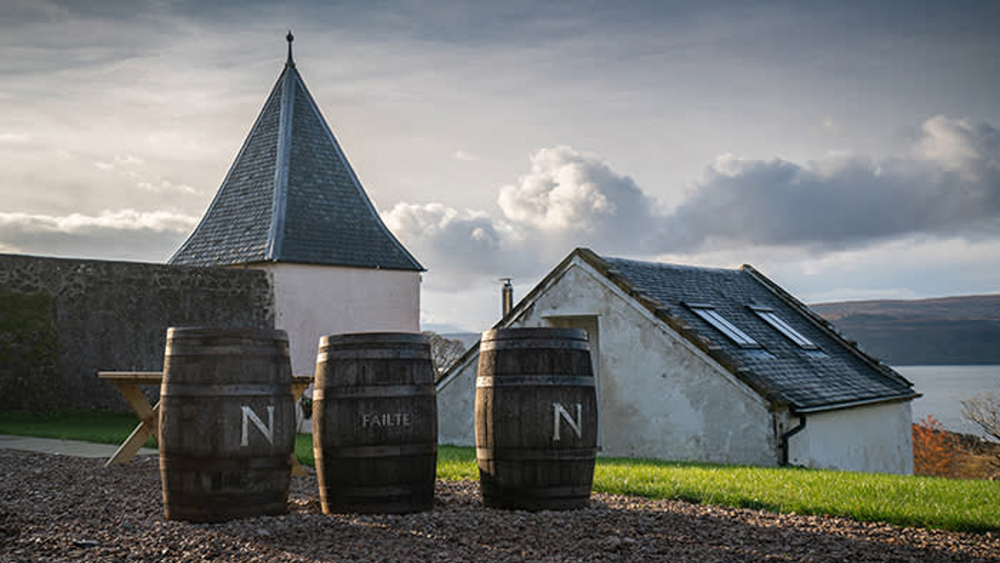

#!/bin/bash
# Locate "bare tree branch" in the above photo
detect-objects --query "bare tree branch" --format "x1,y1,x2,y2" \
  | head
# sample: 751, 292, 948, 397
423, 331, 468, 378
961, 392, 1000, 471
961, 392, 1000, 443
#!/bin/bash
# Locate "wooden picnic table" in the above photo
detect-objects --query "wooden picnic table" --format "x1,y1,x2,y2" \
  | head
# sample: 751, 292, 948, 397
98, 371, 313, 476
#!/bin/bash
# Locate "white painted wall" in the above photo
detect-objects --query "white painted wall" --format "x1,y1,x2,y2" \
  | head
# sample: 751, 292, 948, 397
437, 257, 778, 467
436, 350, 479, 446
255, 263, 420, 376
787, 401, 915, 475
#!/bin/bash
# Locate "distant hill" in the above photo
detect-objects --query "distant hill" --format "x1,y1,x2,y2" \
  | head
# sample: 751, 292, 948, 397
810, 294, 1000, 366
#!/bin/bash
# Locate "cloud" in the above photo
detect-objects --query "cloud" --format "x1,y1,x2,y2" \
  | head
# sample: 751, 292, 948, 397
0, 132, 30, 145
0, 209, 197, 235
386, 146, 661, 288
762, 236, 1000, 305
87, 150, 199, 196
115, 154, 144, 166
136, 180, 198, 195
655, 115, 1000, 253
497, 146, 656, 241
914, 115, 999, 182
383, 202, 532, 287
390, 116, 1000, 317
453, 150, 479, 162
384, 203, 503, 254
0, 209, 198, 261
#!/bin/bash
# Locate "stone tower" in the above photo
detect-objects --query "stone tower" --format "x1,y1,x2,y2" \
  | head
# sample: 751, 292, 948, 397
172, 33, 424, 375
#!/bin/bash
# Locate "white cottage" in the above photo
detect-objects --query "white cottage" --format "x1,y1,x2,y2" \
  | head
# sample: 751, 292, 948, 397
171, 34, 424, 376
437, 248, 919, 474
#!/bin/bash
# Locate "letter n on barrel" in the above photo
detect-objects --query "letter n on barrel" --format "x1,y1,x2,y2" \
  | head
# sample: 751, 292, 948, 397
241, 405, 275, 446
552, 402, 583, 442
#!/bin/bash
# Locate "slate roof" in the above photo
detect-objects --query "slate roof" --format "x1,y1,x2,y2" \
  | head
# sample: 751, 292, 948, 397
170, 36, 423, 271
504, 248, 918, 413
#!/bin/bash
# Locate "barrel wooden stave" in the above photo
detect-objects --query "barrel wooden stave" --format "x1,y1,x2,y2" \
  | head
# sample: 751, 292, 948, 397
313, 332, 438, 514
159, 327, 295, 523
475, 327, 598, 511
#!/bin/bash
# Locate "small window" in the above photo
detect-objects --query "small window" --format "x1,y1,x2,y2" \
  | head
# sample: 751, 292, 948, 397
685, 303, 760, 348
750, 306, 819, 350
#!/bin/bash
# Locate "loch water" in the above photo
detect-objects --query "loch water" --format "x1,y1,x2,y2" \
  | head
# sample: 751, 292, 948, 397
895, 365, 1000, 438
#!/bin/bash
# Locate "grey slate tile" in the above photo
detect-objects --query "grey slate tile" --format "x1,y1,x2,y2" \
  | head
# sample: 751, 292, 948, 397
600, 254, 916, 411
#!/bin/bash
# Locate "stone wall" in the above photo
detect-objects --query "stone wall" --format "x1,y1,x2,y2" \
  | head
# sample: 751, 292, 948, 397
0, 254, 274, 411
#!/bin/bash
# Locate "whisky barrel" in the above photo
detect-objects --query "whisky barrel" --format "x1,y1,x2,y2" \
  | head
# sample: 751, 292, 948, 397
158, 327, 295, 523
312, 332, 437, 514
475, 327, 597, 510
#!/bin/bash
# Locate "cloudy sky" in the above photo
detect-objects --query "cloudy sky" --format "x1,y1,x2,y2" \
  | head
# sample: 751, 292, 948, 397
2, 1, 999, 332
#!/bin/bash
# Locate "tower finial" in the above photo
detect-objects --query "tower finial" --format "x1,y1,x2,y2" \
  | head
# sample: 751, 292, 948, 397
286, 30, 295, 67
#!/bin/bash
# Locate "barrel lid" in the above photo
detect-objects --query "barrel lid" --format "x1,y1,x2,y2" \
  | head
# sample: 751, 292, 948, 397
480, 327, 588, 343
165, 326, 289, 344
318, 331, 428, 348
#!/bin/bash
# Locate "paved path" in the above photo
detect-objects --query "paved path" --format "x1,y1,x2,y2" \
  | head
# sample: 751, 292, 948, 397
0, 434, 157, 459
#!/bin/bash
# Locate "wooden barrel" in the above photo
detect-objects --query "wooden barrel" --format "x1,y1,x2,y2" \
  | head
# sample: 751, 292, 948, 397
475, 327, 598, 510
312, 332, 437, 514
158, 327, 296, 523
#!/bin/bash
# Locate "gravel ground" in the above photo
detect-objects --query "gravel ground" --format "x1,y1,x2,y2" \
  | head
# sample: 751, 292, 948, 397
1, 449, 997, 563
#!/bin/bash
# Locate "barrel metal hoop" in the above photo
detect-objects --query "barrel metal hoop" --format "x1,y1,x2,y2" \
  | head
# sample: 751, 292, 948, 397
318, 443, 437, 458
319, 333, 428, 347
323, 484, 434, 498
166, 344, 289, 357
159, 454, 292, 471
476, 447, 598, 460
313, 385, 435, 400
316, 349, 430, 362
161, 383, 293, 397
483, 485, 592, 498
479, 339, 590, 352
476, 375, 595, 388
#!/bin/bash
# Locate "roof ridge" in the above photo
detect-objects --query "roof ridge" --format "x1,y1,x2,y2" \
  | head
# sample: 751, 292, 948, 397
602, 254, 739, 274
266, 64, 296, 261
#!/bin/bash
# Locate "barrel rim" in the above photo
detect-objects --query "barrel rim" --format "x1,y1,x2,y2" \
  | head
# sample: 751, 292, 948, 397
318, 331, 429, 348
480, 327, 588, 343
166, 326, 288, 341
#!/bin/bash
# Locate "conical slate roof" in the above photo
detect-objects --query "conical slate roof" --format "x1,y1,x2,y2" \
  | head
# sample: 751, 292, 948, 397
171, 35, 423, 271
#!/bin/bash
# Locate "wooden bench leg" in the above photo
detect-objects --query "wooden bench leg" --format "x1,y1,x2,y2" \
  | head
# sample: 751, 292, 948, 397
104, 388, 159, 467
105, 413, 157, 467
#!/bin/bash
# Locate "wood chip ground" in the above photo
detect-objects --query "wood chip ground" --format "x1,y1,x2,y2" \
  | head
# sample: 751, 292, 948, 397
1, 450, 997, 562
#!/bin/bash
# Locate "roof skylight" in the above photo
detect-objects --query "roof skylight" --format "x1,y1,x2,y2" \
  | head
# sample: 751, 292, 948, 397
685, 303, 760, 348
750, 306, 819, 349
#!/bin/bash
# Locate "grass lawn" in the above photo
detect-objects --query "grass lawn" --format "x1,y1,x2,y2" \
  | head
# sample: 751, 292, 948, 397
435, 446, 999, 533
3, 410, 998, 533
592, 456, 1000, 534
0, 409, 159, 448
